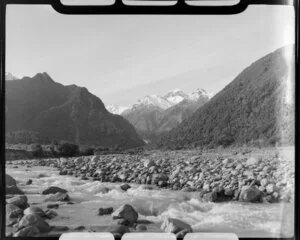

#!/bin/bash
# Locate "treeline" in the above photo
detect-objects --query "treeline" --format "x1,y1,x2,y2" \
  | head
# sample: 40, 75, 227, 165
6, 143, 93, 161
6, 142, 145, 161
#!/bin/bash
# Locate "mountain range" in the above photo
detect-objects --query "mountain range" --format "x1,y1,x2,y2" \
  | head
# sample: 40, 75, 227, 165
158, 45, 295, 149
5, 45, 294, 149
118, 88, 212, 142
5, 73, 145, 148
107, 88, 213, 115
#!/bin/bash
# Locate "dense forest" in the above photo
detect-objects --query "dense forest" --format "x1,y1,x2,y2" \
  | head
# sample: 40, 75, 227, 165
158, 45, 295, 149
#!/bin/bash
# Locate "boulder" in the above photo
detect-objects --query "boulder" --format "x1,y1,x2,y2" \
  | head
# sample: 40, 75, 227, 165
44, 192, 70, 202
239, 186, 263, 203
24, 206, 46, 217
59, 169, 68, 175
18, 214, 51, 233
224, 188, 234, 197
6, 186, 24, 195
142, 159, 154, 168
98, 187, 111, 194
26, 179, 33, 185
158, 181, 168, 188
6, 195, 28, 209
120, 184, 131, 191
266, 184, 275, 194
6, 204, 23, 219
6, 174, 17, 187
260, 178, 268, 187
42, 186, 67, 195
112, 204, 138, 224
98, 207, 113, 216
14, 226, 40, 237
203, 188, 232, 202
161, 217, 192, 234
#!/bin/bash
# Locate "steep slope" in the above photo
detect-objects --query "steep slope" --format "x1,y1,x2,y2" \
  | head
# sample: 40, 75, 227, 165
122, 105, 165, 141
158, 45, 295, 149
122, 88, 210, 142
157, 96, 208, 133
6, 73, 144, 148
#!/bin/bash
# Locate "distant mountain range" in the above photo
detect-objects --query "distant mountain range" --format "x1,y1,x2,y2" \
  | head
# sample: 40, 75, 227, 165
5, 73, 145, 148
158, 45, 295, 149
5, 45, 294, 149
118, 88, 212, 142
107, 88, 213, 115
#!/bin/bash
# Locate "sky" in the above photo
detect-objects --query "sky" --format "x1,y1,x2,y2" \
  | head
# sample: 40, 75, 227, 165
6, 4, 295, 106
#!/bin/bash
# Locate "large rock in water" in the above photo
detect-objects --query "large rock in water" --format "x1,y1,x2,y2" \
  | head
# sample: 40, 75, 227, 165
161, 217, 192, 234
6, 174, 17, 187
120, 184, 131, 191
239, 186, 263, 203
6, 195, 28, 209
24, 206, 46, 217
6, 186, 24, 195
44, 192, 70, 202
203, 188, 232, 202
18, 214, 51, 233
14, 226, 40, 237
98, 207, 114, 216
112, 204, 138, 224
42, 186, 67, 195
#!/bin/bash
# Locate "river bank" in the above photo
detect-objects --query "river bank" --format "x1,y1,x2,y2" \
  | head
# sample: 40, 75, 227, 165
5, 147, 294, 237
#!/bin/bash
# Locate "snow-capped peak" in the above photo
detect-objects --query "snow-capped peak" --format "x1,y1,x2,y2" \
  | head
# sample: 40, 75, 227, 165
164, 89, 190, 105
189, 88, 212, 101
136, 95, 172, 109
106, 105, 129, 115
107, 87, 212, 114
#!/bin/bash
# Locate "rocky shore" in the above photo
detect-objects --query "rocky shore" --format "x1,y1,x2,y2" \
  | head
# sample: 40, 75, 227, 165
6, 173, 193, 237
5, 147, 294, 237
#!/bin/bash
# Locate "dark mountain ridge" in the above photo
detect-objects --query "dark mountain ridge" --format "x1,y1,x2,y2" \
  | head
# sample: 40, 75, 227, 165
6, 73, 144, 148
158, 45, 295, 149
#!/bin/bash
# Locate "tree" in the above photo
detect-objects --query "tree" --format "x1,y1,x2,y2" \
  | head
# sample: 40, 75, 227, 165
31, 144, 43, 158
81, 148, 94, 156
58, 143, 79, 157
